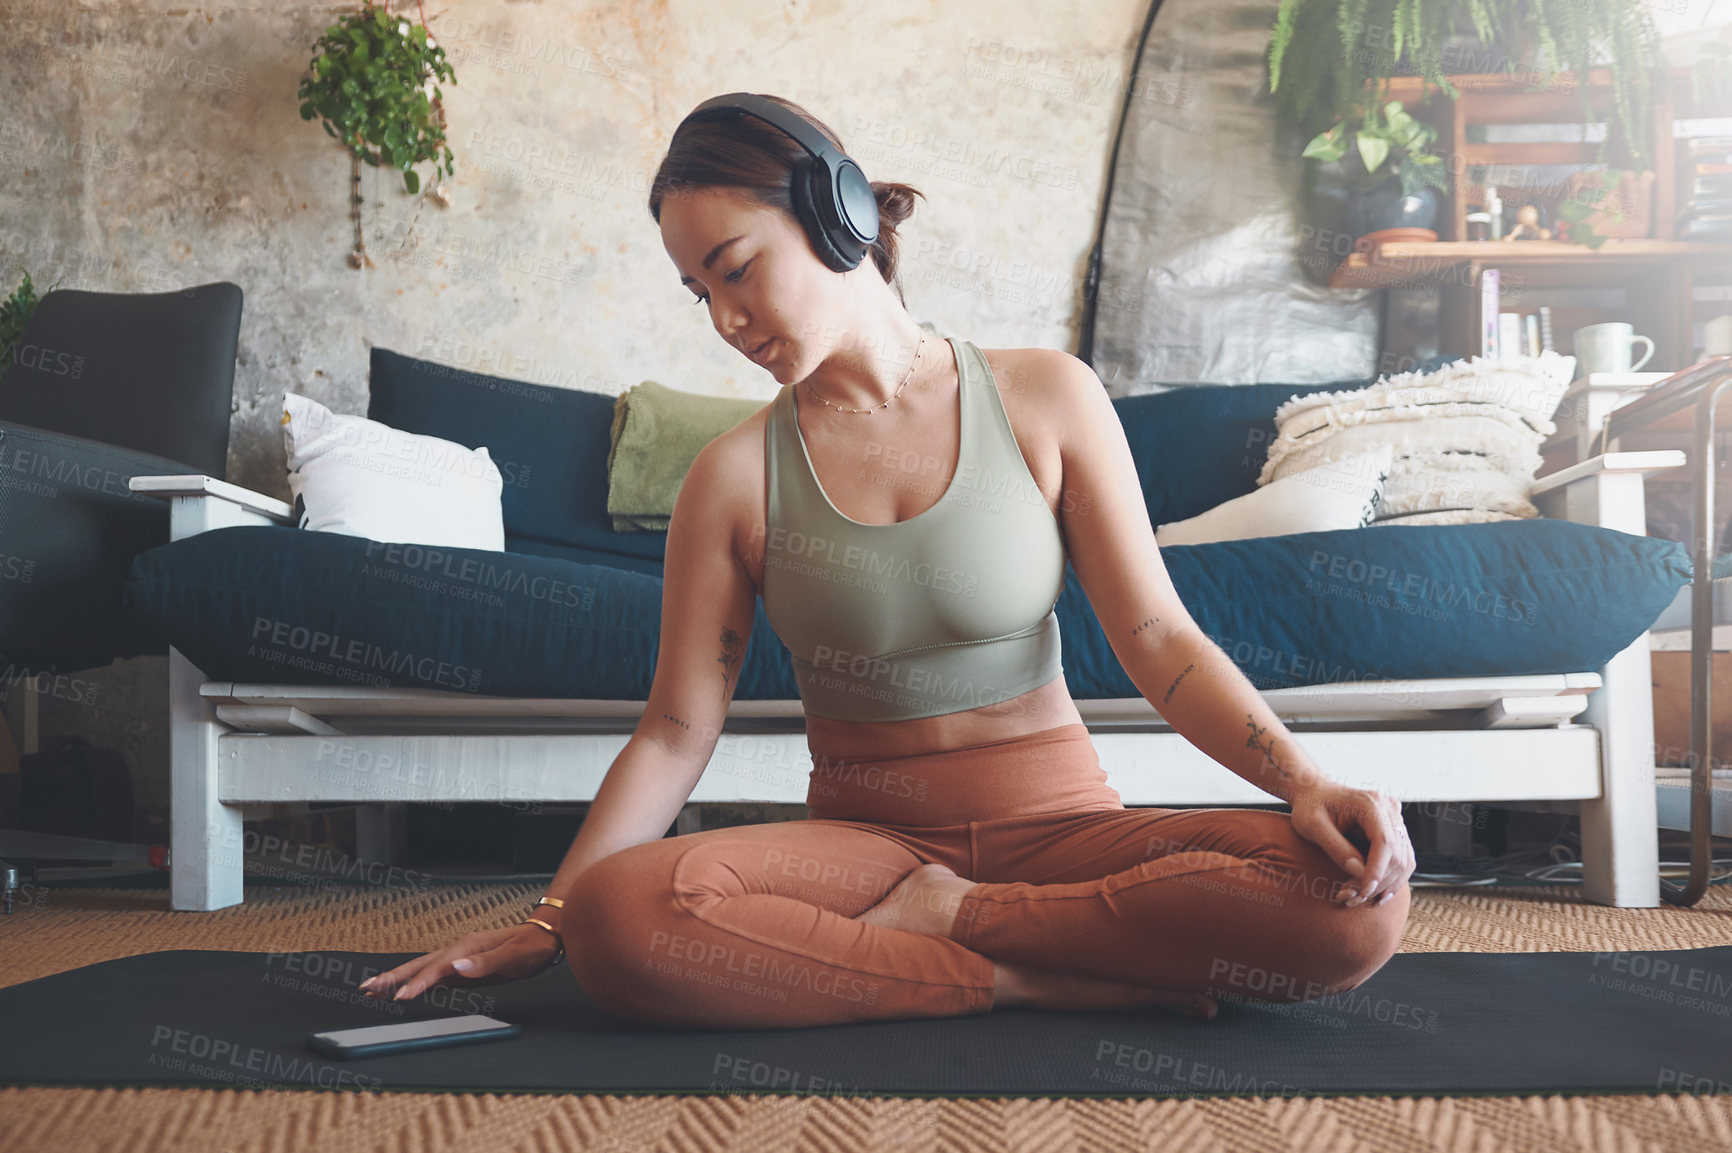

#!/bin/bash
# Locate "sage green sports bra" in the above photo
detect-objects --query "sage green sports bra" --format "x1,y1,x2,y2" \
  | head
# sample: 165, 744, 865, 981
762, 336, 1067, 722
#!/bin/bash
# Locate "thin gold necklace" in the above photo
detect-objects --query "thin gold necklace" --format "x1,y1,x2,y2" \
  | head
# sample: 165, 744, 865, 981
802, 333, 925, 414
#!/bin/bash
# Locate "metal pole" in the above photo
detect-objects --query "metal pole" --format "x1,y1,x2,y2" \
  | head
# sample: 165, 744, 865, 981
1669, 376, 1732, 904
1601, 357, 1732, 906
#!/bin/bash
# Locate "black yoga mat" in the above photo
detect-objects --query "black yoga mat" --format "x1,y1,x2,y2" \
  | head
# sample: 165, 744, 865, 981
2, 948, 1730, 1099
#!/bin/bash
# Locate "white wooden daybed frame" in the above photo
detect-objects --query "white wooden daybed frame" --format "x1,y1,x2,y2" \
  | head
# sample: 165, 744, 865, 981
131, 449, 1687, 912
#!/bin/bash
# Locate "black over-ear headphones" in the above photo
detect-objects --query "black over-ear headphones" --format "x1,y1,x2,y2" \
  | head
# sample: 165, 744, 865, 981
675, 92, 880, 274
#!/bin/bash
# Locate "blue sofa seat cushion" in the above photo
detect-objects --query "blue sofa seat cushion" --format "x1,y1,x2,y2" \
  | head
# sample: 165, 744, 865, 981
122, 526, 797, 701
1059, 518, 1692, 697
124, 519, 1689, 705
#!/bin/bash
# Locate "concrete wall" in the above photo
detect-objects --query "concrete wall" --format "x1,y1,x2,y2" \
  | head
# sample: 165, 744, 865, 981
1, 0, 1148, 843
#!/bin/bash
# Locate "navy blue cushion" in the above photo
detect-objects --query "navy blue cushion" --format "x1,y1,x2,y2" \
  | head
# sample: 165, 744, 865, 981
1057, 519, 1693, 696
365, 348, 668, 565
365, 349, 1361, 571
366, 350, 1361, 569
132, 359, 1683, 704
1112, 380, 1373, 526
505, 534, 667, 579
124, 518, 1691, 706
122, 526, 794, 701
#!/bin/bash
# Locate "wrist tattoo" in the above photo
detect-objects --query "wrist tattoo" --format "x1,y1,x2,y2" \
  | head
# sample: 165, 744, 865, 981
1245, 716, 1292, 781
1162, 662, 1195, 705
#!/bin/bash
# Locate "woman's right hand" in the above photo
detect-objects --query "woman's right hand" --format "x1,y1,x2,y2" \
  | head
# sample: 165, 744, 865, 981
359, 922, 564, 1002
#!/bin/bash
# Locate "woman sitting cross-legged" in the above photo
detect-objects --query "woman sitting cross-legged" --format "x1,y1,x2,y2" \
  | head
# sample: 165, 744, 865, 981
360, 92, 1414, 1030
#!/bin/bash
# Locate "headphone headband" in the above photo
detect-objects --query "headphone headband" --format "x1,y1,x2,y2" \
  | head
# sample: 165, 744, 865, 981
676, 92, 880, 273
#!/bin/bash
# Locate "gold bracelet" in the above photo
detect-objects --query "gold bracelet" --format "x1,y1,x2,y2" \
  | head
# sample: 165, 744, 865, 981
522, 916, 566, 968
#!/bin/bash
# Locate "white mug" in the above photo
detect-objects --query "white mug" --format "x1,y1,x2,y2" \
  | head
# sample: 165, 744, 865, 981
1573, 322, 1655, 376
1705, 314, 1732, 360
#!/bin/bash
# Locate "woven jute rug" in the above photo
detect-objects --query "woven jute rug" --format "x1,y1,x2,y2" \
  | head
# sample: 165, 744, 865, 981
3, 878, 1732, 1153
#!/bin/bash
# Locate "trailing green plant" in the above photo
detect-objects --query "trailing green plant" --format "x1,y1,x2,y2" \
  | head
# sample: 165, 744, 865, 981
297, 1, 456, 267
1267, 0, 1664, 166
1303, 100, 1449, 197
0, 270, 40, 375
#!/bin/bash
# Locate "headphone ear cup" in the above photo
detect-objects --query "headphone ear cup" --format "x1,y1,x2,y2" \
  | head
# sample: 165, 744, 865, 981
789, 155, 854, 273
809, 156, 876, 270
831, 159, 880, 248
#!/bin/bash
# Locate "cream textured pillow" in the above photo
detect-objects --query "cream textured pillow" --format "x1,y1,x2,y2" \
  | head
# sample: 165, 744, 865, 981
1155, 444, 1392, 546
1258, 353, 1576, 526
281, 391, 505, 550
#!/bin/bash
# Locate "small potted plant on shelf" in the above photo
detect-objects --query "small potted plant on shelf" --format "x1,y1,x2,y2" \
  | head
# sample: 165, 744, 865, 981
1553, 169, 1654, 248
297, 1, 456, 268
1302, 100, 1448, 242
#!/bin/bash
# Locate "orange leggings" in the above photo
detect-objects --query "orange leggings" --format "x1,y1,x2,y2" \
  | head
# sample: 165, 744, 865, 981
561, 721, 1409, 1030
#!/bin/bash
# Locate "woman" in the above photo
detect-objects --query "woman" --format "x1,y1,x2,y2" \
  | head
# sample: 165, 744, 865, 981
362, 94, 1415, 1029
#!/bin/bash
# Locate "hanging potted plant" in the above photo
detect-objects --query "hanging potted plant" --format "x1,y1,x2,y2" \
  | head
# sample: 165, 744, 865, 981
1302, 100, 1449, 240
1266, 0, 1664, 165
297, 1, 456, 268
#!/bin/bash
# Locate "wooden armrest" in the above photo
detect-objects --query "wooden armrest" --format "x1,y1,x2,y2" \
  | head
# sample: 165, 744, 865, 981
128, 474, 295, 523
129, 474, 295, 541
1530, 450, 1686, 498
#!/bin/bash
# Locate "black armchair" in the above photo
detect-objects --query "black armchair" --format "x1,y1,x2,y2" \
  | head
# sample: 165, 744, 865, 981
0, 280, 243, 909
0, 279, 241, 675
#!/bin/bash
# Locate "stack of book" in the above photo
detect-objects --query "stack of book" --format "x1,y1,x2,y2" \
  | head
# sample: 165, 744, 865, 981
1678, 135, 1732, 241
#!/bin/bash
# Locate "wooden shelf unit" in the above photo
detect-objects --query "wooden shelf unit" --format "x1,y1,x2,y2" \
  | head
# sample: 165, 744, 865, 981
1327, 68, 1732, 365
1330, 239, 1732, 287
1374, 68, 1679, 243
1331, 240, 1732, 366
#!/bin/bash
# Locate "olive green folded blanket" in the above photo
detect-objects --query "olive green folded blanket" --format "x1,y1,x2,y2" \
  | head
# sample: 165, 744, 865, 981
606, 380, 766, 531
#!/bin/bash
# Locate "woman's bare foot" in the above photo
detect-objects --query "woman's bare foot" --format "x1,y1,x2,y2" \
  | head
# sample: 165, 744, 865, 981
992, 961, 1219, 1018
852, 865, 1218, 1019
852, 862, 977, 938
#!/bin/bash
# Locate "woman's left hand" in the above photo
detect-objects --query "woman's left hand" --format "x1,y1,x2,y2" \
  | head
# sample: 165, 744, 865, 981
1287, 782, 1415, 907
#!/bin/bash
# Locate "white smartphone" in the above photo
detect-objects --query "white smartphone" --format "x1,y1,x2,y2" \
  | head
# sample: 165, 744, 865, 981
307, 1014, 520, 1059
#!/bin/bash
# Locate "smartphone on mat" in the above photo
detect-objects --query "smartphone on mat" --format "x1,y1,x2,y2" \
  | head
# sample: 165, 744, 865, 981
307, 1014, 520, 1059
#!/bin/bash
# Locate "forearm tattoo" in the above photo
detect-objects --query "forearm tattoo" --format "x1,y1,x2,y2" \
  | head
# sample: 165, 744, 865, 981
1162, 662, 1195, 706
1245, 715, 1294, 782
1129, 616, 1159, 638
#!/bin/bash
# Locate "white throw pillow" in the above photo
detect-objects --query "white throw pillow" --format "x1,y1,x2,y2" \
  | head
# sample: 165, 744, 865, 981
1155, 444, 1392, 546
281, 391, 505, 550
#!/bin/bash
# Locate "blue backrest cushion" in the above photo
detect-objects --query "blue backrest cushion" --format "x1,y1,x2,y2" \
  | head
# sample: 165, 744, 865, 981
368, 348, 1371, 563
366, 347, 668, 564
1112, 379, 1377, 526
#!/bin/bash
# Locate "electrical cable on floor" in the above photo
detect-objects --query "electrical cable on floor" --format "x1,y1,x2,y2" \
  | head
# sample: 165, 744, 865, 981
1409, 812, 1732, 888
